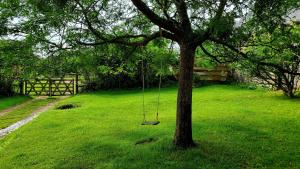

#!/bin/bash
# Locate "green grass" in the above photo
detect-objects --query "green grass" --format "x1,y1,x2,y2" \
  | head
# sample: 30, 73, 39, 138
0, 96, 31, 111
0, 85, 299, 169
0, 97, 57, 129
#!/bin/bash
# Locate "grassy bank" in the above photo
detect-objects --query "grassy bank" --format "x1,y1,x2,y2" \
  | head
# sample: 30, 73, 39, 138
0, 97, 57, 129
0, 96, 31, 111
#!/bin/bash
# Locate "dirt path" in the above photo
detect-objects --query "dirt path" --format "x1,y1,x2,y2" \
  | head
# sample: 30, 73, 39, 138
0, 96, 49, 117
0, 96, 69, 138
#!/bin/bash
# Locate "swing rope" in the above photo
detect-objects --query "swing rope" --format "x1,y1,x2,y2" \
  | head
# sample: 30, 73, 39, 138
141, 48, 161, 125
141, 53, 146, 123
156, 59, 162, 122
155, 26, 163, 121
141, 27, 174, 125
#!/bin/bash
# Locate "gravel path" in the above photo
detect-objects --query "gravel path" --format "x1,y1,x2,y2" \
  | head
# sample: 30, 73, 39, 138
0, 96, 69, 138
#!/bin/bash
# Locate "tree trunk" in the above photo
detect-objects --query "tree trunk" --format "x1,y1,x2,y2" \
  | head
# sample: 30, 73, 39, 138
174, 44, 196, 148
283, 75, 295, 98
285, 85, 295, 98
276, 75, 282, 90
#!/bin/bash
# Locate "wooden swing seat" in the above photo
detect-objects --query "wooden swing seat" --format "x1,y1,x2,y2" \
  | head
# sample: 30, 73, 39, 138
141, 121, 160, 125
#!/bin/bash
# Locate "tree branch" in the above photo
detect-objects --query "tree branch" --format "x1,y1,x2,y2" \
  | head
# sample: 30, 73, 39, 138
130, 0, 181, 35
209, 37, 300, 76
174, 0, 192, 33
75, 0, 105, 40
200, 44, 228, 63
194, 0, 227, 46
77, 30, 176, 47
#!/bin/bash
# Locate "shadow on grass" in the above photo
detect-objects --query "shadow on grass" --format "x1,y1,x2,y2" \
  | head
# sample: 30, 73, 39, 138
53, 141, 123, 169
55, 131, 252, 169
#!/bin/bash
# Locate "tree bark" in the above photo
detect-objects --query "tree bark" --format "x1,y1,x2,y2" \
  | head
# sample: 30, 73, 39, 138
174, 43, 196, 148
285, 85, 295, 98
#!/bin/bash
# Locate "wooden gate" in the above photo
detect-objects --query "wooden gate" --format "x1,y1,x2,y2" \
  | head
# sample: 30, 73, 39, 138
24, 78, 77, 96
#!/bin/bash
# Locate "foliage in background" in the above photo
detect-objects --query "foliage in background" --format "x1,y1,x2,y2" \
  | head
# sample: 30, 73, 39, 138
45, 41, 178, 90
195, 47, 217, 69
0, 39, 177, 95
0, 39, 39, 96
238, 24, 300, 97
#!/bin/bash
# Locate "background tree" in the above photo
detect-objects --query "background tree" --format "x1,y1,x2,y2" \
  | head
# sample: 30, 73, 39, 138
238, 23, 300, 97
0, 39, 39, 96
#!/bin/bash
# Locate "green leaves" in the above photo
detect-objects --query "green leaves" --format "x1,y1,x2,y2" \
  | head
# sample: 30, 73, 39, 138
0, 39, 39, 85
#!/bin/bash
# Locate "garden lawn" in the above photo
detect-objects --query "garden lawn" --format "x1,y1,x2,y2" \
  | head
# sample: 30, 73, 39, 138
0, 85, 299, 169
0, 95, 31, 111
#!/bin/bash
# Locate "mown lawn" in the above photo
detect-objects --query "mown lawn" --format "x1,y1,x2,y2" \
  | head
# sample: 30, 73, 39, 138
0, 95, 31, 111
0, 85, 299, 169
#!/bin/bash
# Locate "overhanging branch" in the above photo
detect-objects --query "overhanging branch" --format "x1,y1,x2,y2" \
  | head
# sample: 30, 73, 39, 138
200, 44, 225, 63
77, 30, 176, 47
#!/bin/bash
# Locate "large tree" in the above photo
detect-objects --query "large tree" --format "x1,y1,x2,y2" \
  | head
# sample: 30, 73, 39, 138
1, 0, 299, 147
242, 23, 300, 97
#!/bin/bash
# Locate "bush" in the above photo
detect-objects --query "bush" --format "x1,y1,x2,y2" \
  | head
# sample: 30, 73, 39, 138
0, 77, 14, 96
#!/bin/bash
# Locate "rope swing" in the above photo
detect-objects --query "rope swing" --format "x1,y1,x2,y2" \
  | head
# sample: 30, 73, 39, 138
140, 27, 174, 126
141, 48, 162, 125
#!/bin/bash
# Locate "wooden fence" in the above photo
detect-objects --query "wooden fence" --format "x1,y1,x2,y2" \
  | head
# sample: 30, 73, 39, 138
193, 64, 229, 82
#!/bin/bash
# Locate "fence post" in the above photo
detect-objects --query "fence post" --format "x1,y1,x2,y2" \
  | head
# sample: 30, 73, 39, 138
19, 80, 23, 95
24, 80, 27, 95
49, 79, 52, 97
75, 74, 79, 94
